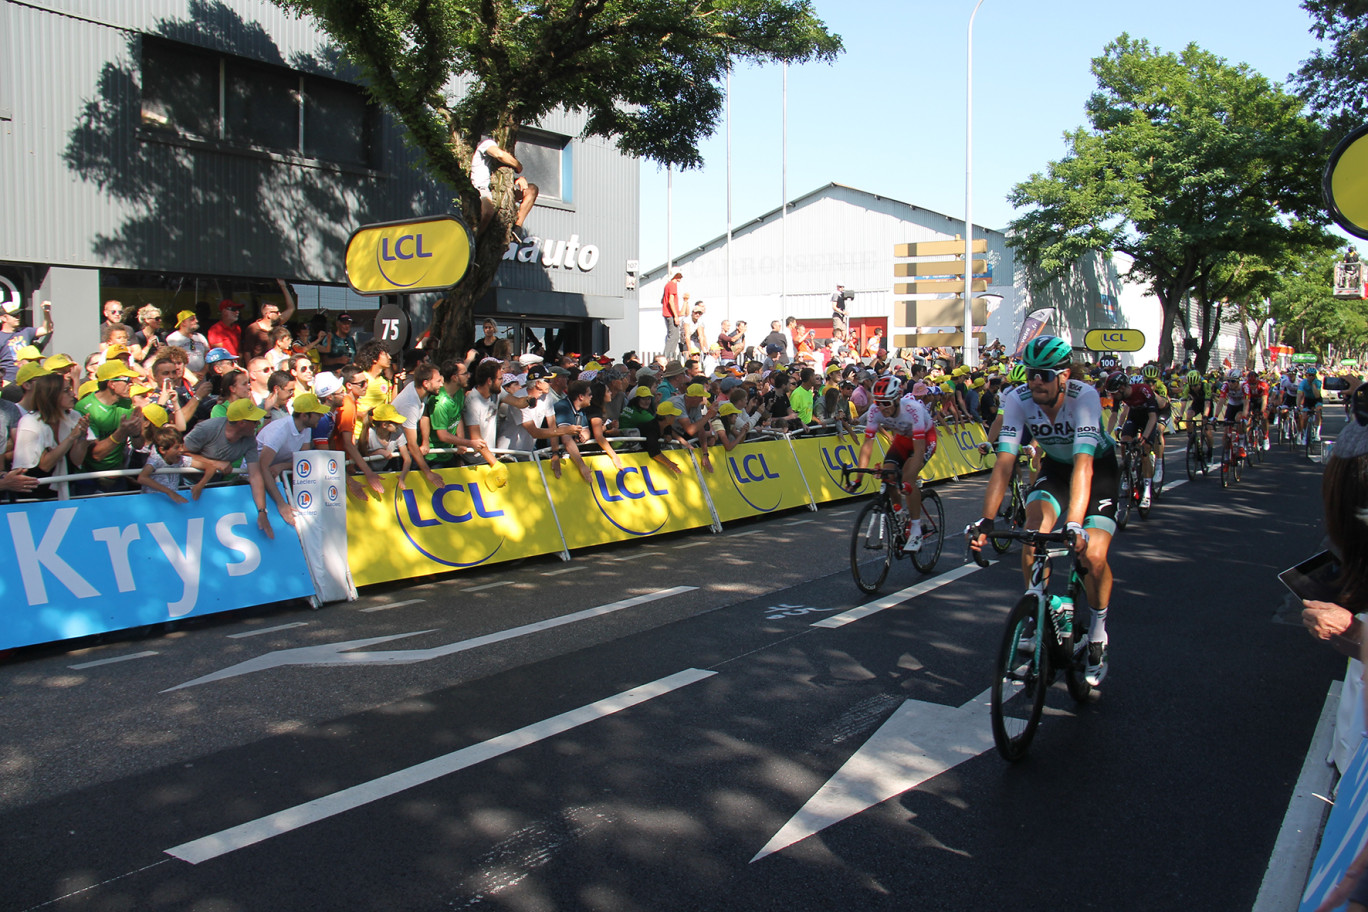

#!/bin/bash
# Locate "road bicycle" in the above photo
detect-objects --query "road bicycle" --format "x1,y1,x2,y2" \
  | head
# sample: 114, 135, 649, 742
1273, 405, 1297, 448
1185, 415, 1213, 480
1303, 406, 1323, 459
1248, 415, 1268, 464
976, 444, 1029, 554
969, 528, 1093, 761
1115, 437, 1157, 528
1219, 419, 1246, 488
842, 466, 945, 594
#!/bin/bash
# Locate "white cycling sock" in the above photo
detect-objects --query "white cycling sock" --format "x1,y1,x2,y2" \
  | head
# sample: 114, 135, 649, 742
907, 518, 922, 534
1090, 606, 1109, 644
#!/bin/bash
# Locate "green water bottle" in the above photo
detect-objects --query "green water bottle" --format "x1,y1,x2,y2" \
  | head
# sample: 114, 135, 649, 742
1049, 594, 1074, 643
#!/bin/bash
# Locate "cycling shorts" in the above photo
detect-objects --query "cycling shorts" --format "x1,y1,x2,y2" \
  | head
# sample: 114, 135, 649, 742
1282, 394, 1297, 409
1025, 453, 1121, 536
1302, 399, 1322, 411
1223, 404, 1245, 424
1120, 416, 1160, 444
882, 431, 937, 467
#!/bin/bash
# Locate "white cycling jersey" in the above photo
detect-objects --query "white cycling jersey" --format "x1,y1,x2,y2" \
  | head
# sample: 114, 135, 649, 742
864, 395, 934, 442
997, 380, 1113, 463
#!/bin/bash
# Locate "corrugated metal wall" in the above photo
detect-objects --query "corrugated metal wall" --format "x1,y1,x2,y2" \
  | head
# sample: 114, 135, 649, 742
634, 184, 1016, 351
0, 0, 637, 309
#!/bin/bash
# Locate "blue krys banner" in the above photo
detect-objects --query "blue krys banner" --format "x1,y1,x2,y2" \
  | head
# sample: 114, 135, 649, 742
0, 488, 315, 650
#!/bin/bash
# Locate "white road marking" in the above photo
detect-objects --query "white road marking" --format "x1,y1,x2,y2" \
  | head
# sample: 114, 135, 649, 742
463, 581, 514, 593
752, 688, 995, 862
812, 562, 991, 629
69, 651, 159, 670
728, 530, 761, 538
541, 566, 586, 576
359, 599, 426, 613
165, 668, 717, 864
673, 541, 711, 549
782, 519, 815, 526
164, 588, 699, 691
228, 623, 309, 639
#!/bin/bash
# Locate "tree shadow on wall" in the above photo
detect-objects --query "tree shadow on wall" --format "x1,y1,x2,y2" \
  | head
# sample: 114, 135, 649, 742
61, 0, 450, 281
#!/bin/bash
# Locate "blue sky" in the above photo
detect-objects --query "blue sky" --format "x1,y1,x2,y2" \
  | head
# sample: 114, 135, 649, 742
638, 0, 1337, 272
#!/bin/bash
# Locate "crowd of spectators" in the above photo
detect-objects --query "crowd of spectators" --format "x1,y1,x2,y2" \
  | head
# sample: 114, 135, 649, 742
3, 287, 1362, 528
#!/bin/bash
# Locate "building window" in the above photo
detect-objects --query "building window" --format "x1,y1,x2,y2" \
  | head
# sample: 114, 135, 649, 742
517, 131, 571, 203
140, 38, 378, 169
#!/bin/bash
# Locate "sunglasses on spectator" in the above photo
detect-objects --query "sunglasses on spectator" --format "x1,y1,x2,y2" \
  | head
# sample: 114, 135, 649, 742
1027, 367, 1064, 383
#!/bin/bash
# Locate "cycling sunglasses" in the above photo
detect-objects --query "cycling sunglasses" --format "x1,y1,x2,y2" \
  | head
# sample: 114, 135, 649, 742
1026, 367, 1065, 383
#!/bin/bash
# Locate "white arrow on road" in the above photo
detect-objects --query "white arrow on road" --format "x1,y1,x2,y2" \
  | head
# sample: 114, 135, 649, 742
164, 587, 697, 692
752, 688, 995, 862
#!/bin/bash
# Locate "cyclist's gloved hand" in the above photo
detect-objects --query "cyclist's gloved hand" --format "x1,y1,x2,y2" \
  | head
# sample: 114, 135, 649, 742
966, 517, 994, 538
1065, 521, 1089, 548
841, 475, 861, 494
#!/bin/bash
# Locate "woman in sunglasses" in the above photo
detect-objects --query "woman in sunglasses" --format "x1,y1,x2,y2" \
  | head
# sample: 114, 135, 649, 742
968, 334, 1121, 688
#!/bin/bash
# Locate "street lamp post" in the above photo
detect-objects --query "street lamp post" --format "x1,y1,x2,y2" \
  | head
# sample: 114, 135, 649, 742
964, 0, 986, 369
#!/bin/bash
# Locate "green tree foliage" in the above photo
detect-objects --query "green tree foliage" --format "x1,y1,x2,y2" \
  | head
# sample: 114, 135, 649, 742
1008, 35, 1334, 366
1293, 0, 1368, 139
271, 0, 841, 361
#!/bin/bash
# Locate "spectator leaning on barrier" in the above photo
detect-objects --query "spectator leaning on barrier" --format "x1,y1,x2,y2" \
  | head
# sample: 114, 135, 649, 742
389, 362, 445, 489
183, 398, 264, 494
362, 403, 410, 477
263, 370, 295, 421
0, 389, 37, 495
12, 371, 91, 499
312, 369, 384, 499
136, 425, 194, 503
256, 390, 329, 497
74, 361, 144, 492
548, 379, 595, 482
1, 298, 53, 384
462, 359, 501, 464
428, 359, 487, 470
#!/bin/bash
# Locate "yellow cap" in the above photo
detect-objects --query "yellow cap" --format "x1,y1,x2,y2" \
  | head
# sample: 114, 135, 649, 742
632, 386, 654, 400
225, 399, 267, 422
16, 362, 53, 385
176, 310, 197, 326
77, 379, 99, 398
104, 343, 130, 358
43, 354, 75, 370
141, 404, 169, 427
718, 402, 741, 416
291, 392, 331, 416
656, 401, 683, 417
15, 345, 43, 362
95, 360, 140, 382
371, 404, 404, 424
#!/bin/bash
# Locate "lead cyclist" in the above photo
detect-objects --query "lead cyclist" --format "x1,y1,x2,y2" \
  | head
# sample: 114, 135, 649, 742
968, 335, 1121, 686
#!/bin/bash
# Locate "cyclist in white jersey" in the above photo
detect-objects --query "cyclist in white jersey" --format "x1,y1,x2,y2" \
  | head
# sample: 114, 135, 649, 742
851, 375, 938, 553
968, 335, 1120, 686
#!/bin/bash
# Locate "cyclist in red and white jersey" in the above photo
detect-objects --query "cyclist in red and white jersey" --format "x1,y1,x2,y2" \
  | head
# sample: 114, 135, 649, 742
852, 376, 938, 553
1104, 372, 1161, 508
1242, 370, 1270, 451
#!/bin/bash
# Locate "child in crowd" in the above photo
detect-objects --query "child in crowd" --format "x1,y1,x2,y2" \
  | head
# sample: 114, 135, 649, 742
136, 425, 195, 503
363, 403, 412, 484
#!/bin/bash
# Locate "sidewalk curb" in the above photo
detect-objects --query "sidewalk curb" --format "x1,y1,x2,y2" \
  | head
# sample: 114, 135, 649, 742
1253, 680, 1343, 912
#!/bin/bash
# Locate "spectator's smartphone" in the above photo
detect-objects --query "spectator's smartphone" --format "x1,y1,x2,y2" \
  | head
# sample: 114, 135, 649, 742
1278, 551, 1340, 602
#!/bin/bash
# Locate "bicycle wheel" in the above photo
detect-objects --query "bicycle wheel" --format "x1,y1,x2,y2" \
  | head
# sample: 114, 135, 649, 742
1185, 436, 1199, 481
991, 594, 1050, 761
1307, 421, 1322, 460
849, 499, 893, 594
1152, 448, 1166, 497
1220, 447, 1230, 487
1233, 445, 1243, 482
1115, 454, 1132, 530
911, 489, 944, 573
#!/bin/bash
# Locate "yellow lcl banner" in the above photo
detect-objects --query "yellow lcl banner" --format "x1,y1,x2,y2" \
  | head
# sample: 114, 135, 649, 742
345, 216, 474, 296
1084, 328, 1145, 352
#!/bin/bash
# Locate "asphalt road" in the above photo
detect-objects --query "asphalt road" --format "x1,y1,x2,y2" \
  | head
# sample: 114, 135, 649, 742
0, 417, 1350, 912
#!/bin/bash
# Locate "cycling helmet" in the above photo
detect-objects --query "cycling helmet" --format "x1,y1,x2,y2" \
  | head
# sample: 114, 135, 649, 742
1227, 369, 1242, 382
1307, 367, 1319, 377
1128, 373, 1145, 386
1247, 370, 1259, 383
1021, 335, 1073, 370
1007, 364, 1027, 384
871, 375, 903, 402
1187, 370, 1201, 385
1103, 371, 1128, 393
1141, 363, 1160, 380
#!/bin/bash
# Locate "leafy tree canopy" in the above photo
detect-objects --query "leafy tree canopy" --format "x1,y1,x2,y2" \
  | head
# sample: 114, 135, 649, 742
1008, 34, 1334, 366
271, 0, 841, 361
1293, 0, 1368, 138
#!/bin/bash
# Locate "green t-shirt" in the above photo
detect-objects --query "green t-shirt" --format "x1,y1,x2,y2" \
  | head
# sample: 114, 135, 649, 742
790, 385, 814, 424
617, 404, 657, 430
426, 388, 466, 467
75, 392, 134, 472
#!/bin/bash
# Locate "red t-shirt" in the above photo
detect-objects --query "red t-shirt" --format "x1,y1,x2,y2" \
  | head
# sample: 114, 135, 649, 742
206, 321, 241, 357
661, 280, 682, 318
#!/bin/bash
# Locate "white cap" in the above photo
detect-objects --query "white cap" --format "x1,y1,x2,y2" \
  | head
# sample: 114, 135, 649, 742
313, 371, 344, 399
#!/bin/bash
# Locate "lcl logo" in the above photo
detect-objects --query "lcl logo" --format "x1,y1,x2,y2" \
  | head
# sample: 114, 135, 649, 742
726, 452, 783, 512
394, 481, 505, 568
591, 467, 671, 535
